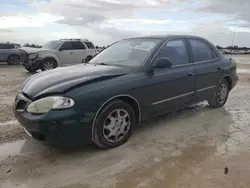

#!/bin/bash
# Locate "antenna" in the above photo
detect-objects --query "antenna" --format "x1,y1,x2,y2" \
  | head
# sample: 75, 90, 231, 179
230, 18, 237, 59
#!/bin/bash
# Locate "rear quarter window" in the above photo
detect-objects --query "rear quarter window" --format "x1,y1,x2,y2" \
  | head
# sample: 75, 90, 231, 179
84, 42, 95, 49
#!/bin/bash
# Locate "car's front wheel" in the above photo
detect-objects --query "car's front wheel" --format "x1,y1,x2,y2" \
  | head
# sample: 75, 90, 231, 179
208, 79, 229, 108
41, 59, 57, 71
93, 100, 135, 149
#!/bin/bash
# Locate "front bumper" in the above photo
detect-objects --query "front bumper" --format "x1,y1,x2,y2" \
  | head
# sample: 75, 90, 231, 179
13, 93, 94, 148
23, 58, 43, 70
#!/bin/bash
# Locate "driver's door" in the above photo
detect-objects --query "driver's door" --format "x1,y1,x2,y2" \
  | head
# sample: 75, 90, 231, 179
146, 38, 195, 114
58, 42, 75, 66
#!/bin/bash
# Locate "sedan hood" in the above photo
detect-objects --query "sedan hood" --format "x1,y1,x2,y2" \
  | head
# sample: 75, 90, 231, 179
20, 47, 53, 54
21, 64, 128, 98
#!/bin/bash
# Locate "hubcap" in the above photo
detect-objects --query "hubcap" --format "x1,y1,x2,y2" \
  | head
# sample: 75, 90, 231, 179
103, 109, 131, 143
9, 56, 19, 64
43, 61, 54, 70
217, 83, 228, 103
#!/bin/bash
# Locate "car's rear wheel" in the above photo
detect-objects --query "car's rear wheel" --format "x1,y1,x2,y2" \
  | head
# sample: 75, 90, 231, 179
41, 59, 57, 71
93, 100, 135, 149
208, 79, 229, 108
7, 55, 20, 65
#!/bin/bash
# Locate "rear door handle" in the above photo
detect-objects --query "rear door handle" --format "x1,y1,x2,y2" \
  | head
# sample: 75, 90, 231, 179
188, 72, 193, 76
70, 52, 73, 55
217, 67, 222, 71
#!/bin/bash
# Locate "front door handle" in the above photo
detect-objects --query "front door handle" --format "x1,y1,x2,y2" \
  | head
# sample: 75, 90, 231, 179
188, 72, 193, 76
217, 67, 222, 71
70, 52, 73, 55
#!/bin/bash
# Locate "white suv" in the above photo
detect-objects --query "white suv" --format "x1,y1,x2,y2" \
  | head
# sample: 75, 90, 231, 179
20, 39, 97, 72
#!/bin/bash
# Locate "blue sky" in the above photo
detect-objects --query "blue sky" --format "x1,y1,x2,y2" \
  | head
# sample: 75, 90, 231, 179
0, 0, 250, 46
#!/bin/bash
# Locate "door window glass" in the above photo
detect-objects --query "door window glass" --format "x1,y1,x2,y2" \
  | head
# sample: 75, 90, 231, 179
6, 44, 15, 49
60, 42, 73, 50
156, 39, 189, 66
72, 41, 86, 50
189, 39, 213, 62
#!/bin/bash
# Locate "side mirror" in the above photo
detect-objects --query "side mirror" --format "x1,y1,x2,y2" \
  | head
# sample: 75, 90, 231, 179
151, 57, 172, 69
59, 47, 65, 51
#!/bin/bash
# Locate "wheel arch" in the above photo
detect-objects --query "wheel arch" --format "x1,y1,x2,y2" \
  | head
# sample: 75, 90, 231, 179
43, 56, 58, 65
91, 94, 141, 141
222, 76, 232, 90
83, 55, 93, 63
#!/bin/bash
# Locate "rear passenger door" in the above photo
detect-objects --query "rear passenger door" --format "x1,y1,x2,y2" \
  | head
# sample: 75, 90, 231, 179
71, 41, 87, 64
187, 38, 222, 101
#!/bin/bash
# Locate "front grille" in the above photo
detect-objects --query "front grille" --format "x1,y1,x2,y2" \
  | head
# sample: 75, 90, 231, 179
16, 100, 27, 110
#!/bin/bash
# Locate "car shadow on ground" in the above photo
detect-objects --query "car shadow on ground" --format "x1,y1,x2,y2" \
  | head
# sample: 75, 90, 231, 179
7, 102, 232, 167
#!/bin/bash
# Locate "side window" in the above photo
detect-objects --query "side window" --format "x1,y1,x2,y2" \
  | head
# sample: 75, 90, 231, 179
189, 39, 213, 62
0, 44, 5, 49
60, 42, 73, 50
6, 44, 15, 49
157, 39, 189, 66
84, 42, 95, 49
72, 41, 86, 50
212, 49, 218, 59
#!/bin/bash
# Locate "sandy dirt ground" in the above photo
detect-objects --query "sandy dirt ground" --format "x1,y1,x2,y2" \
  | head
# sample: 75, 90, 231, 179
0, 58, 250, 188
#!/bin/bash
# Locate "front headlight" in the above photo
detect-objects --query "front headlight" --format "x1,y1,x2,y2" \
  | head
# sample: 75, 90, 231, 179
29, 53, 39, 59
27, 96, 74, 114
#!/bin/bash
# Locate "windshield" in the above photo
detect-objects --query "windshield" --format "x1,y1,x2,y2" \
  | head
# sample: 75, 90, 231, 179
42, 41, 62, 49
89, 38, 161, 67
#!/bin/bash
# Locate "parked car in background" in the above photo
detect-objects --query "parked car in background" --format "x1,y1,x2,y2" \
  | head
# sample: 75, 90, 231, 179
0, 43, 21, 65
20, 39, 96, 72
14, 35, 238, 149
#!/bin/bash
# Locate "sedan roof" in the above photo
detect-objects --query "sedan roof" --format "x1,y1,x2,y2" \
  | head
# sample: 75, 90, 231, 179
126, 35, 206, 40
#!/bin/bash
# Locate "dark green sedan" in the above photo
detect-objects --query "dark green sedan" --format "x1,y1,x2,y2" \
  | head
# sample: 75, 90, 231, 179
13, 35, 238, 148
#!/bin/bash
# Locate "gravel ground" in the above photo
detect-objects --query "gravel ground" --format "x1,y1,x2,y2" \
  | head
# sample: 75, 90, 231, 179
0, 62, 250, 188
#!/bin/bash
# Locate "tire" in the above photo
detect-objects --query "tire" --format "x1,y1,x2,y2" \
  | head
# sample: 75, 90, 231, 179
7, 55, 20, 65
25, 66, 37, 73
40, 59, 57, 71
208, 79, 229, 108
93, 100, 136, 149
84, 56, 92, 63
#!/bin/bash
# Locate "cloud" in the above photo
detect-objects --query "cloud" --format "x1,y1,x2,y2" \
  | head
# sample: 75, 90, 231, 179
0, 13, 62, 29
29, 0, 188, 25
191, 22, 250, 47
0, 29, 13, 33
1, 0, 250, 46
200, 0, 250, 25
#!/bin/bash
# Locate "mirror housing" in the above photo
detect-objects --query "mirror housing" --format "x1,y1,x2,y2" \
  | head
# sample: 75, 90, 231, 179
59, 47, 65, 51
151, 57, 172, 69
